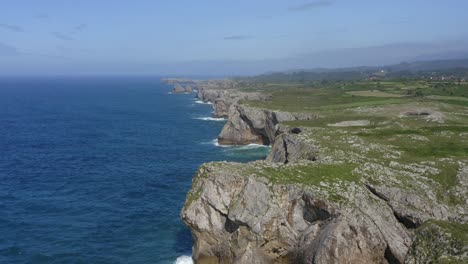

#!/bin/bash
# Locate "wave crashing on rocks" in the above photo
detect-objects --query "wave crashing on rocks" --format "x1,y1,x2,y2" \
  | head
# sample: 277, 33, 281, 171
174, 255, 193, 264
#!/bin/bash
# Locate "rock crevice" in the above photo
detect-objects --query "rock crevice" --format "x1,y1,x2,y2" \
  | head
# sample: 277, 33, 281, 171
179, 85, 467, 263
218, 104, 315, 146
182, 165, 413, 264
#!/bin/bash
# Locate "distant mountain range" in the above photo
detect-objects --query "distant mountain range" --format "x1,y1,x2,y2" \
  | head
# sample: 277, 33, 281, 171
247, 58, 468, 82
270, 58, 468, 74
384, 58, 468, 72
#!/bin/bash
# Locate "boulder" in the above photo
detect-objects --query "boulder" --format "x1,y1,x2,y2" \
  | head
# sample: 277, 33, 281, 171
266, 133, 318, 164
181, 163, 412, 264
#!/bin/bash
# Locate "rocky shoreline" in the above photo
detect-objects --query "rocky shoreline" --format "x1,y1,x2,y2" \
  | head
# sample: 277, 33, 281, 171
167, 79, 467, 264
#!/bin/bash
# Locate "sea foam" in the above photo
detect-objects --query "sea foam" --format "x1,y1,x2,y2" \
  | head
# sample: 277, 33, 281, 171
210, 139, 270, 149
195, 100, 212, 105
194, 117, 226, 122
236, 144, 270, 150
174, 255, 193, 264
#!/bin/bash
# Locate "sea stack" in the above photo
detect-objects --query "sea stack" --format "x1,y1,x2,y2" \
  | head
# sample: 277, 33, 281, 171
172, 84, 185, 94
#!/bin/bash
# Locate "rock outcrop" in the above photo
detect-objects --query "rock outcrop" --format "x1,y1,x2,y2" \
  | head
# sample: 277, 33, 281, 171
218, 104, 315, 145
181, 162, 412, 264
197, 87, 271, 118
266, 133, 318, 164
172, 84, 194, 94
172, 84, 185, 94
180, 84, 467, 264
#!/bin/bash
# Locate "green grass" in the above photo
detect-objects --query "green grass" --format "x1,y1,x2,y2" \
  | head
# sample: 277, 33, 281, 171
357, 126, 468, 159
185, 186, 203, 207
428, 95, 468, 102
283, 115, 385, 128
238, 78, 467, 211
426, 220, 468, 244
401, 142, 468, 158
285, 115, 466, 205
252, 162, 359, 186
312, 98, 407, 110
347, 90, 405, 98
184, 166, 209, 207
242, 79, 467, 112
438, 99, 468, 107
246, 86, 411, 112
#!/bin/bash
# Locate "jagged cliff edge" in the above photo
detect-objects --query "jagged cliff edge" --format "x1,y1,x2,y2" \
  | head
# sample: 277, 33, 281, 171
176, 84, 467, 264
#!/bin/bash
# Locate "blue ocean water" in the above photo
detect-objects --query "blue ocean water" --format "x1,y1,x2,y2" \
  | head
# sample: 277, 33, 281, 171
0, 77, 270, 264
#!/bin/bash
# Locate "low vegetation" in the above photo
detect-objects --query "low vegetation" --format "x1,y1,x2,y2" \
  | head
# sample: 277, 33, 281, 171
240, 77, 467, 253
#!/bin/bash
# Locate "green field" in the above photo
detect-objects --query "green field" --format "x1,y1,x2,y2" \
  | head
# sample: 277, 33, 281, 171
237, 78, 468, 208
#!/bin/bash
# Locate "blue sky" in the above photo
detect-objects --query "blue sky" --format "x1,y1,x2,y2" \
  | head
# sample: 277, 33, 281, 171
1, 0, 468, 76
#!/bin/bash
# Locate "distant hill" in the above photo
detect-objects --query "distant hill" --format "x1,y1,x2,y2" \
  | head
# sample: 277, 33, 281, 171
246, 58, 468, 82
384, 58, 468, 72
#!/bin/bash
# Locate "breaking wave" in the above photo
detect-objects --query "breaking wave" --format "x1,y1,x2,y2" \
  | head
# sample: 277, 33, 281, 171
195, 100, 212, 105
194, 117, 226, 122
174, 255, 193, 264
206, 139, 270, 149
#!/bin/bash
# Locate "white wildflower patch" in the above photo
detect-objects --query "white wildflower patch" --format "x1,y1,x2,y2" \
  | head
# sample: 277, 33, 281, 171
389, 161, 440, 176
408, 134, 429, 141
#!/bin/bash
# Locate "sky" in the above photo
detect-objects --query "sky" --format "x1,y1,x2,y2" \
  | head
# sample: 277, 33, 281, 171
1, 0, 468, 76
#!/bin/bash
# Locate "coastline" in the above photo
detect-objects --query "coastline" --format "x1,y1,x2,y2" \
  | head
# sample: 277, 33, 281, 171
166, 78, 468, 264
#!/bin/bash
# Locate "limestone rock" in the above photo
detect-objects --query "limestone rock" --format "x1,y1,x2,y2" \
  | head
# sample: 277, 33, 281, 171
218, 104, 315, 145
181, 163, 412, 264
172, 84, 185, 94
181, 84, 467, 264
365, 184, 453, 228
266, 133, 318, 164
197, 87, 272, 118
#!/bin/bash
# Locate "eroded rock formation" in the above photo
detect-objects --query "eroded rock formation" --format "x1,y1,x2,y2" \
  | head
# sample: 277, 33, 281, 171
180, 85, 467, 264
197, 87, 271, 118
266, 133, 318, 164
172, 84, 185, 94
181, 163, 412, 264
217, 104, 315, 145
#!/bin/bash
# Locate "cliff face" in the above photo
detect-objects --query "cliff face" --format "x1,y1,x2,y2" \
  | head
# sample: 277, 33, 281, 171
172, 84, 186, 94
197, 88, 224, 104
197, 88, 271, 118
195, 86, 314, 146
181, 162, 412, 264
266, 133, 318, 164
182, 157, 466, 264
182, 86, 467, 263
217, 104, 315, 145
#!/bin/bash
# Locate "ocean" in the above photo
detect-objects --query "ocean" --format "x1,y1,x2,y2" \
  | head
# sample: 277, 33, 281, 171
0, 77, 270, 264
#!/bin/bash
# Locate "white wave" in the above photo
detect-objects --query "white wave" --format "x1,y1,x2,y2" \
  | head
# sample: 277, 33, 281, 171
201, 139, 227, 147
195, 100, 212, 105
236, 144, 271, 150
174, 255, 193, 264
195, 117, 226, 122
209, 139, 270, 149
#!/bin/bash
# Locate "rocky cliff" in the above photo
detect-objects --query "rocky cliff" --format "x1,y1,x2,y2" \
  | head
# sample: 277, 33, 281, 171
182, 153, 467, 264
197, 87, 271, 118
194, 86, 315, 145
217, 104, 315, 145
171, 84, 194, 94
181, 86, 467, 264
172, 84, 186, 94
181, 161, 413, 264
266, 133, 318, 164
